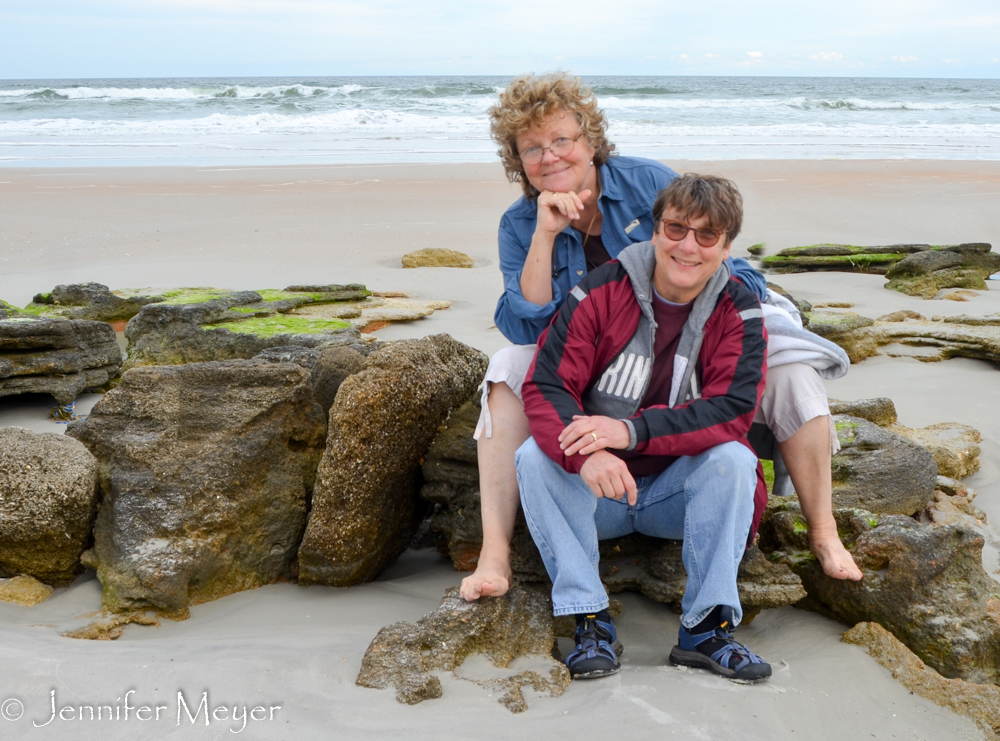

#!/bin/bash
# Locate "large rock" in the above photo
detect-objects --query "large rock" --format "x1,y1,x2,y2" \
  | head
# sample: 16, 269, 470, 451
27, 282, 164, 322
885, 247, 1000, 298
0, 428, 99, 585
889, 422, 982, 480
65, 360, 328, 619
253, 345, 367, 416
123, 291, 369, 370
803, 311, 878, 364
0, 317, 122, 404
843, 622, 1000, 740
758, 242, 995, 278
401, 248, 474, 269
357, 586, 569, 713
828, 397, 897, 427
813, 313, 1000, 365
831, 416, 938, 515
298, 335, 487, 586
766, 502, 1000, 685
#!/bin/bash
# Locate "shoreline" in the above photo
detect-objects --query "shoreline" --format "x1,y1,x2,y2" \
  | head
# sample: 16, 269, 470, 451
2, 157, 999, 739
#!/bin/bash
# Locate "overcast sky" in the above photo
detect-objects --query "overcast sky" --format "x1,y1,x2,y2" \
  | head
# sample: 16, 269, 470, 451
1, 0, 998, 79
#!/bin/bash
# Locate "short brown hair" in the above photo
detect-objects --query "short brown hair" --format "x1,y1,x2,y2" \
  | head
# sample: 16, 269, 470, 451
653, 174, 743, 244
488, 72, 615, 200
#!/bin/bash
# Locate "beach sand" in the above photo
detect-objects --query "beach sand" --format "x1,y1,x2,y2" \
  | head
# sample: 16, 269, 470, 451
1, 160, 998, 740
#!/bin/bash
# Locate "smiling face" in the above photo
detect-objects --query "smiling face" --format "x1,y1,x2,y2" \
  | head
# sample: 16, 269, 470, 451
514, 111, 597, 196
651, 209, 732, 304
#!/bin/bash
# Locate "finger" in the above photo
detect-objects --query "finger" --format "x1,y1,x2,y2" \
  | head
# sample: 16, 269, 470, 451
577, 189, 592, 203
578, 436, 610, 456
625, 472, 638, 506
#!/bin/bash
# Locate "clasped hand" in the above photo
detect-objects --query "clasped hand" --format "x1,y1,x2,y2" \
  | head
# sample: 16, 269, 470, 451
559, 415, 637, 505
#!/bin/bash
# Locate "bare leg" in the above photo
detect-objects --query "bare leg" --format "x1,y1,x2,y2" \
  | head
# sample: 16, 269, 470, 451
460, 382, 531, 600
778, 416, 863, 581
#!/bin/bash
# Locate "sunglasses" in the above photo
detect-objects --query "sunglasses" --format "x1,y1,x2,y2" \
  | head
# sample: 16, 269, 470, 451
659, 219, 726, 248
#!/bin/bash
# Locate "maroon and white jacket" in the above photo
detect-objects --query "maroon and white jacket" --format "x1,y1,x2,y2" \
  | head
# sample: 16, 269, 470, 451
522, 240, 769, 537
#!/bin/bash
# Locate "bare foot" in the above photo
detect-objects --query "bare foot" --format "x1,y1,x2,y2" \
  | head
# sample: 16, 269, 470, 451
810, 531, 863, 581
459, 556, 512, 601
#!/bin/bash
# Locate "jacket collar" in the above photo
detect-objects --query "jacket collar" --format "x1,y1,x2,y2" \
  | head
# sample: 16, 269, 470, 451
616, 240, 731, 325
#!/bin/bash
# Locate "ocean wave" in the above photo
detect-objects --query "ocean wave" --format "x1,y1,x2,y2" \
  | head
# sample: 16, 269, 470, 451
598, 95, 999, 112
0, 109, 491, 136
2, 112, 998, 140
0, 83, 368, 101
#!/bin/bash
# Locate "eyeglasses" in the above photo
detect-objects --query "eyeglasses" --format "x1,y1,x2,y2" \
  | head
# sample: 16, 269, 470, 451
659, 219, 726, 248
518, 134, 583, 165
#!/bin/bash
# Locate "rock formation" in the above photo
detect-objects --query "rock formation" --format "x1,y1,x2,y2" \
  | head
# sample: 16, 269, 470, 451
66, 359, 328, 619
884, 244, 1000, 298
0, 317, 122, 404
122, 289, 370, 369
843, 622, 1000, 740
756, 242, 996, 282
401, 248, 475, 269
298, 334, 487, 586
807, 311, 1000, 365
27, 282, 165, 322
765, 501, 1000, 686
356, 586, 569, 712
0, 428, 99, 586
831, 415, 938, 514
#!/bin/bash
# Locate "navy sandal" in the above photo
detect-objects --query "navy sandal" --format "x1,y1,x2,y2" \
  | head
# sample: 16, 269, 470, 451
669, 607, 771, 683
565, 614, 623, 679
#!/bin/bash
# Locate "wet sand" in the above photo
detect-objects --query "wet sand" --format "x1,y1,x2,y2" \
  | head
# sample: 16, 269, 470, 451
1, 160, 999, 740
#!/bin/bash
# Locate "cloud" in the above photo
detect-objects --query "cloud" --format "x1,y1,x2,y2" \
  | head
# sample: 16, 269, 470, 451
747, 51, 762, 58
942, 58, 961, 64
704, 53, 720, 58
892, 54, 918, 63
810, 51, 843, 61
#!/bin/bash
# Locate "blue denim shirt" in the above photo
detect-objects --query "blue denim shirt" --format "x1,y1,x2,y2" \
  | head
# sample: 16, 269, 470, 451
493, 156, 766, 345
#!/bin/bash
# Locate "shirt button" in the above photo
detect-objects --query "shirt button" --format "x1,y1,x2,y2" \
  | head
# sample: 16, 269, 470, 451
576, 269, 584, 276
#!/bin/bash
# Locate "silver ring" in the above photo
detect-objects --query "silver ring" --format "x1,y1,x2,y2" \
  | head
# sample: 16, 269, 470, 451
591, 432, 598, 442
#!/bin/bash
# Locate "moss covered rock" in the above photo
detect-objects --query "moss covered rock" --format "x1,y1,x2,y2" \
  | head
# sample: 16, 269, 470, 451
0, 428, 99, 586
26, 283, 165, 322
65, 359, 328, 619
401, 248, 474, 268
123, 290, 368, 369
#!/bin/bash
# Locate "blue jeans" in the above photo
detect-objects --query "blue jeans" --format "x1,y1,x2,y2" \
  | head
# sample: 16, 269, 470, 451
515, 438, 757, 628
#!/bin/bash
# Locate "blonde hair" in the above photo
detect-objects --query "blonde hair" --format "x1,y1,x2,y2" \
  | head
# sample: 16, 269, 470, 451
488, 73, 615, 200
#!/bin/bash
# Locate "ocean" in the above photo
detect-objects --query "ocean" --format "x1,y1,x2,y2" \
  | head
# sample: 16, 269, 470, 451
1, 75, 998, 167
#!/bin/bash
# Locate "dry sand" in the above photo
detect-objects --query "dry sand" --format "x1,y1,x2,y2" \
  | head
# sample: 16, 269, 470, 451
1, 160, 999, 740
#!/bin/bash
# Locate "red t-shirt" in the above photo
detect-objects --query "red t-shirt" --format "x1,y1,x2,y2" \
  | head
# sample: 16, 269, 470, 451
615, 292, 693, 478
